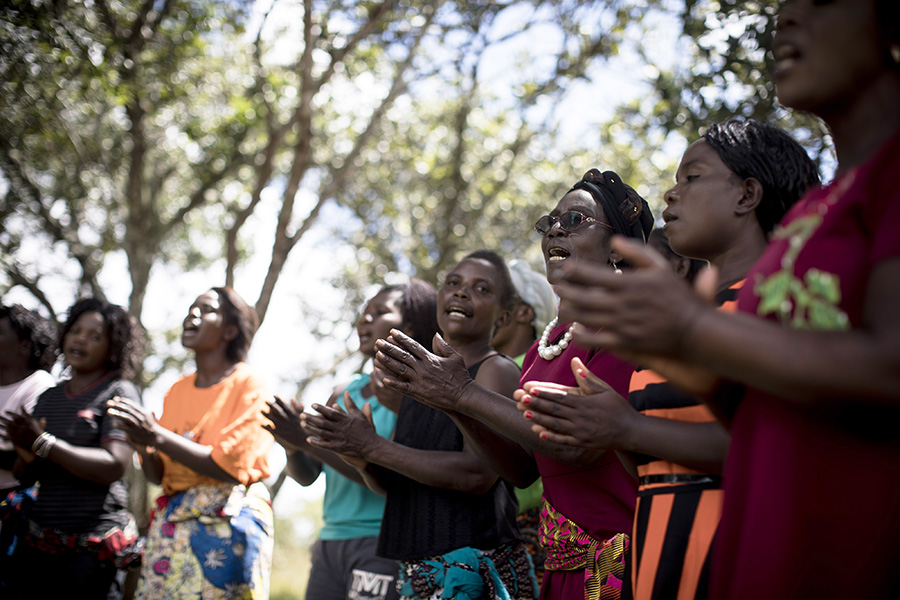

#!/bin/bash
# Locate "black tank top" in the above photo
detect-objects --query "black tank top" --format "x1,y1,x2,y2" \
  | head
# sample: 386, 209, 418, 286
377, 355, 520, 560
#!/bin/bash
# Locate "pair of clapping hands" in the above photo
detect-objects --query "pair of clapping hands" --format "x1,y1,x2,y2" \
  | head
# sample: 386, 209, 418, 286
261, 358, 400, 467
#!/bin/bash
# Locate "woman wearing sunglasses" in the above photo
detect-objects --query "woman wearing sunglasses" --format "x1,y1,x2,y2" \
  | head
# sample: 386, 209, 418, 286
517, 119, 820, 600
546, 1, 900, 597
374, 171, 652, 600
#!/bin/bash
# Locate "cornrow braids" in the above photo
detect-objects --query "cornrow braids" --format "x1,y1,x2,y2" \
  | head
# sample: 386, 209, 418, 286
703, 119, 820, 234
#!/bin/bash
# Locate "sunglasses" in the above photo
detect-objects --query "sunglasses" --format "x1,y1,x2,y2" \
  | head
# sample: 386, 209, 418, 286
534, 211, 612, 235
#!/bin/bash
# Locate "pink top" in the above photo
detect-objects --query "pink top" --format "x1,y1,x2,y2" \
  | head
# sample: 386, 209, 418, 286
717, 130, 900, 598
520, 323, 637, 599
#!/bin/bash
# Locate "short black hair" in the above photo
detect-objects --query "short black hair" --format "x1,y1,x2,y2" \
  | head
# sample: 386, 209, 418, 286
61, 298, 143, 381
379, 279, 441, 348
703, 119, 820, 234
461, 250, 518, 312
211, 287, 258, 363
0, 304, 56, 371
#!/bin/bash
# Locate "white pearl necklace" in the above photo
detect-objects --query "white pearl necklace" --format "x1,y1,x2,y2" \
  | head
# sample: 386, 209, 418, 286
537, 317, 576, 360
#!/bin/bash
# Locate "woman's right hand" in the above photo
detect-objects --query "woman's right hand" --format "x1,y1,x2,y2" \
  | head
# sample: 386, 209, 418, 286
557, 236, 717, 357
262, 396, 309, 452
106, 396, 163, 449
0, 408, 43, 463
515, 357, 637, 449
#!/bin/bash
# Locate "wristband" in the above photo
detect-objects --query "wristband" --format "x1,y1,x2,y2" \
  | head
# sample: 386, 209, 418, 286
32, 432, 57, 458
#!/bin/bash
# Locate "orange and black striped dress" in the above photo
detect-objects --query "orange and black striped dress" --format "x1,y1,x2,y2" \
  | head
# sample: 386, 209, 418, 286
626, 284, 741, 600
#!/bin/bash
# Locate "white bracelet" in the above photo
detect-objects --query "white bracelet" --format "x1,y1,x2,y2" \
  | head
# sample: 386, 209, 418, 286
32, 432, 57, 458
31, 432, 50, 453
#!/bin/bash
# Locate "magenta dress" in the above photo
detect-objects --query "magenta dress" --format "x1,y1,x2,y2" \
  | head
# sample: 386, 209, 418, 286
520, 322, 637, 600
716, 131, 900, 598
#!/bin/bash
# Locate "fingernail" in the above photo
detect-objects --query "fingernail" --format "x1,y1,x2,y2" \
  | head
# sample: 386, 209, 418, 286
522, 395, 531, 404
578, 369, 587, 378
524, 411, 533, 419
540, 432, 548, 440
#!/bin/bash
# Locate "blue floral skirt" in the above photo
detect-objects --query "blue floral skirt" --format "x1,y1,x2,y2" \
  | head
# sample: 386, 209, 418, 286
135, 482, 273, 599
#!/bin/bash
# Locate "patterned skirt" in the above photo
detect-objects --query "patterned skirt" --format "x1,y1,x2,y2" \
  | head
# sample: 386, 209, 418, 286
398, 540, 538, 600
135, 482, 273, 600
540, 499, 630, 600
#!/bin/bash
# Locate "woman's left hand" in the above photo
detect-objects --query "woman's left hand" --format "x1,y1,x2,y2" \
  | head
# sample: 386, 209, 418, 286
301, 392, 378, 468
375, 329, 473, 412
106, 396, 162, 448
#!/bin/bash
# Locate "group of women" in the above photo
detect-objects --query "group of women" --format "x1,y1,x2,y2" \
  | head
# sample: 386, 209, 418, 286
0, 0, 897, 598
0, 290, 275, 599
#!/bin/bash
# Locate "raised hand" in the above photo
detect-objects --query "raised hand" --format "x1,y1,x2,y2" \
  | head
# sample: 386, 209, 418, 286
262, 396, 309, 451
516, 357, 638, 449
301, 392, 379, 468
556, 236, 718, 356
106, 396, 162, 449
375, 329, 472, 412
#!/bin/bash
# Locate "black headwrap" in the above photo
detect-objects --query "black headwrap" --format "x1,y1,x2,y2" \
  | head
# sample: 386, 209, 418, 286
569, 169, 653, 242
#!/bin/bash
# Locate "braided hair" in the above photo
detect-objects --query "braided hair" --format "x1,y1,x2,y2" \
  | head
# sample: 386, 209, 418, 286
703, 119, 819, 234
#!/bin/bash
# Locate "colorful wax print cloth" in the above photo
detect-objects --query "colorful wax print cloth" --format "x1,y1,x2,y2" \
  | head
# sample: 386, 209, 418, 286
539, 500, 629, 600
135, 482, 274, 600
398, 541, 538, 600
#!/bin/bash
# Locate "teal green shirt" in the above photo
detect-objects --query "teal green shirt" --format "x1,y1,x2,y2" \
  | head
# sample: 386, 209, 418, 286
319, 373, 399, 540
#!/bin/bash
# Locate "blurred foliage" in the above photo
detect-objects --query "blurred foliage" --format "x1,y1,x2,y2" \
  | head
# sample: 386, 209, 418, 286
0, 0, 834, 578
0, 0, 831, 392
270, 494, 323, 599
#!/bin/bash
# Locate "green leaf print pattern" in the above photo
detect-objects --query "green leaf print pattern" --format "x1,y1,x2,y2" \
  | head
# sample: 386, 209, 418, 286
754, 212, 850, 331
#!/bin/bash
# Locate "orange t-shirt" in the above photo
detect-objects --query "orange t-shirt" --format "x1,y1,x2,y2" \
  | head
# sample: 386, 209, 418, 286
157, 362, 273, 495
